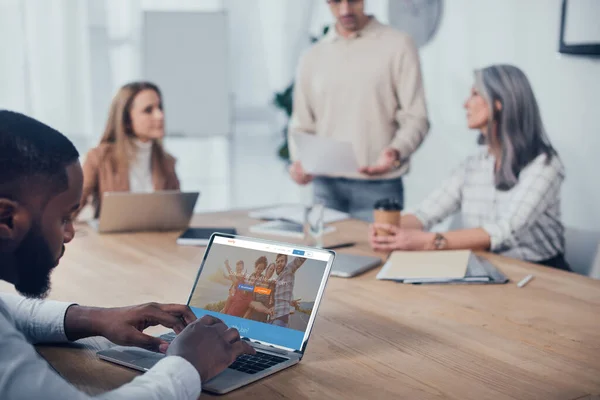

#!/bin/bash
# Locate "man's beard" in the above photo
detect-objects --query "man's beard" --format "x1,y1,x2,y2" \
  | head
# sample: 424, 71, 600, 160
13, 224, 60, 299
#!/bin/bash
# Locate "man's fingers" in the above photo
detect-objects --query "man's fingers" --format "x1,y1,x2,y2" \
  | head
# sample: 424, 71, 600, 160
296, 162, 306, 174
291, 167, 312, 185
364, 168, 386, 176
223, 327, 241, 344
128, 330, 165, 352
144, 307, 186, 333
231, 340, 256, 358
370, 165, 386, 174
199, 315, 223, 326
158, 342, 169, 354
291, 162, 309, 180
158, 304, 197, 326
211, 322, 228, 334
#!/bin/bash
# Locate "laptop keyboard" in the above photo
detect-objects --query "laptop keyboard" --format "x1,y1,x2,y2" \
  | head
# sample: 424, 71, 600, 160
159, 331, 288, 374
229, 352, 288, 374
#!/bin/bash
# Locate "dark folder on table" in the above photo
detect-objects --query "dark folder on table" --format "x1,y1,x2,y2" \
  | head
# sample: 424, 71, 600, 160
176, 227, 237, 246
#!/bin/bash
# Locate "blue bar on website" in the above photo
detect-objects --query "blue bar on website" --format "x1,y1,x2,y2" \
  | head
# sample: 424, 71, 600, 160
212, 236, 330, 261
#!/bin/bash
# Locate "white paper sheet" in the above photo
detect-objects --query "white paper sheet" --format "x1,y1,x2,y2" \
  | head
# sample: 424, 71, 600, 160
292, 132, 360, 175
249, 220, 336, 239
248, 204, 349, 225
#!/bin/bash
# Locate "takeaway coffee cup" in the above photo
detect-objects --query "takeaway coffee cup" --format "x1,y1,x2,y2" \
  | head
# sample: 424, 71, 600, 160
373, 198, 402, 236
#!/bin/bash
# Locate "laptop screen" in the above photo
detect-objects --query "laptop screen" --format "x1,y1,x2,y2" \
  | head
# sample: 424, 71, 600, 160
187, 235, 333, 351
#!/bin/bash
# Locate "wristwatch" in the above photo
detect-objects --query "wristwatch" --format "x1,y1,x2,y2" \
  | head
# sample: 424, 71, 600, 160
432, 233, 448, 250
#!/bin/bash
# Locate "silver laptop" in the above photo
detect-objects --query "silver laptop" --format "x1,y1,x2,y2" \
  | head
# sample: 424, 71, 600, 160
90, 191, 199, 233
97, 233, 335, 394
330, 253, 382, 278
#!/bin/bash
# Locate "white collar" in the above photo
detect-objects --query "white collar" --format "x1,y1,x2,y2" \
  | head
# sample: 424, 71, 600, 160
133, 139, 153, 152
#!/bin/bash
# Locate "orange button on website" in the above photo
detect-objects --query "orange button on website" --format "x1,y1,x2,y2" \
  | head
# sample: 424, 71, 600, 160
254, 287, 272, 295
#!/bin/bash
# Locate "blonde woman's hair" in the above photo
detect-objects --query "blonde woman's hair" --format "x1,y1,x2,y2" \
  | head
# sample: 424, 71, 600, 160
99, 81, 169, 174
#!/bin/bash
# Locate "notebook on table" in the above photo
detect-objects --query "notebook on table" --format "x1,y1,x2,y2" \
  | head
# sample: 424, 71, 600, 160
376, 250, 508, 284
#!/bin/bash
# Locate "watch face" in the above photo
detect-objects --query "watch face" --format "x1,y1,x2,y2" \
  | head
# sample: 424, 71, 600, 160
434, 233, 446, 249
388, 0, 444, 48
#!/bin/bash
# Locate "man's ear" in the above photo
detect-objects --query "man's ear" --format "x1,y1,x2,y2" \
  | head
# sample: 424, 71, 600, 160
0, 199, 31, 247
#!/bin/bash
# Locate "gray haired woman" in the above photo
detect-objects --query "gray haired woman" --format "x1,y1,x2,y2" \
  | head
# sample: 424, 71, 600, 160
369, 64, 569, 271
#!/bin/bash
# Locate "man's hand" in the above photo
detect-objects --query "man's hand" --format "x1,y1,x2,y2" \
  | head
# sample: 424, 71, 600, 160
359, 148, 400, 176
167, 315, 256, 382
65, 303, 197, 353
368, 223, 435, 252
289, 161, 313, 185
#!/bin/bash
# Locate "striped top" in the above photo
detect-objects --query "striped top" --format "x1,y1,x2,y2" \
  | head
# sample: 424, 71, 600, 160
411, 149, 565, 262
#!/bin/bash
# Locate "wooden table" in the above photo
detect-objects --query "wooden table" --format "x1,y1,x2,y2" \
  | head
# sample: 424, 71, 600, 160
2, 209, 600, 399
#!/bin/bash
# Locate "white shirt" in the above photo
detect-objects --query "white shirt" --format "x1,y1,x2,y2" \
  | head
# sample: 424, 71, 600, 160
411, 149, 565, 262
0, 293, 201, 399
128, 140, 154, 193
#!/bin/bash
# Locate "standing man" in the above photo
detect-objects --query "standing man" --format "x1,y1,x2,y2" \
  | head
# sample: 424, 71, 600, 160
288, 0, 430, 221
271, 256, 306, 328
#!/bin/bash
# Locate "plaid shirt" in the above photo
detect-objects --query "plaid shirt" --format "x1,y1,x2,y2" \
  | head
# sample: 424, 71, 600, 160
273, 261, 297, 319
411, 149, 565, 262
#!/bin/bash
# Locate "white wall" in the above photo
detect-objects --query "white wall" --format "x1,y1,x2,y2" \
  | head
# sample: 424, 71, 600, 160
404, 0, 600, 231
225, 0, 314, 122
0, 0, 93, 141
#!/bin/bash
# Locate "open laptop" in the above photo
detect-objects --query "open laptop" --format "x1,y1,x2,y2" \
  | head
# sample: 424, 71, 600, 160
97, 233, 335, 394
90, 191, 199, 233
329, 253, 382, 278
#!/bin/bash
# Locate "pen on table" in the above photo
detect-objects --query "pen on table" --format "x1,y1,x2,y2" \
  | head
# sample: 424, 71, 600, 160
517, 274, 534, 288
326, 242, 356, 250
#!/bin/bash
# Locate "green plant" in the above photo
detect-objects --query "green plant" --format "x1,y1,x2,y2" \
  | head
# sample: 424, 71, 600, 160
274, 26, 330, 161
274, 83, 295, 161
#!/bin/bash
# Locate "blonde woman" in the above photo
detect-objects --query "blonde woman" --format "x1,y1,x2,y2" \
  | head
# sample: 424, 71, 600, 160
79, 81, 180, 217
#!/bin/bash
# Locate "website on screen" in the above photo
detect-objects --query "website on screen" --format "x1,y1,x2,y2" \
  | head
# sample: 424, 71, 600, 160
188, 237, 330, 350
